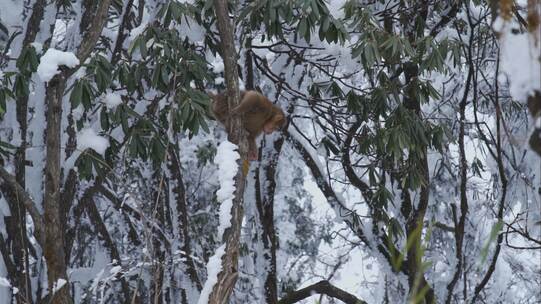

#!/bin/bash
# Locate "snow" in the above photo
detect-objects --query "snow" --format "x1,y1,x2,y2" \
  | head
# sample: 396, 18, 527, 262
496, 17, 541, 102
195, 141, 239, 303
129, 7, 149, 41
30, 42, 43, 54
214, 77, 224, 85
129, 24, 146, 40
197, 244, 226, 304
103, 92, 123, 109
36, 48, 79, 82
109, 266, 122, 275
74, 66, 86, 79
0, 277, 10, 287
52, 278, 67, 294
77, 128, 109, 155
0, 0, 23, 31
214, 140, 240, 239
211, 57, 224, 74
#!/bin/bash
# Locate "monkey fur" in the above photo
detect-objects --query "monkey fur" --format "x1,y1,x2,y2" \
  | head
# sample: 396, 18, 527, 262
211, 90, 286, 160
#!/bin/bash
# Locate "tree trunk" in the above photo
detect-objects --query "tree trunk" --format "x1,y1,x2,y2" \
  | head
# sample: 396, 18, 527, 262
43, 73, 72, 304
168, 146, 202, 293
255, 135, 284, 304
205, 0, 249, 303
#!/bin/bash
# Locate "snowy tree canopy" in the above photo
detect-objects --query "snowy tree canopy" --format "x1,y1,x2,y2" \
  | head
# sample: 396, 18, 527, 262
0, 0, 540, 304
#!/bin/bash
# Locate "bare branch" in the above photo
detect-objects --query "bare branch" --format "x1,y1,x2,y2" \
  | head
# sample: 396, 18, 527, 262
0, 166, 44, 245
76, 0, 112, 63
278, 280, 367, 304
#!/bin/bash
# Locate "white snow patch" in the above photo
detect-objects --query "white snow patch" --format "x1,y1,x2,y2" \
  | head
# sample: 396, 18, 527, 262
37, 48, 79, 82
109, 266, 122, 275
214, 140, 240, 239
74, 66, 87, 80
496, 17, 541, 102
103, 92, 123, 109
129, 9, 149, 41
30, 42, 43, 54
129, 25, 146, 40
197, 244, 226, 304
211, 57, 224, 74
215, 77, 224, 85
77, 128, 109, 155
52, 278, 67, 294
0, 277, 11, 287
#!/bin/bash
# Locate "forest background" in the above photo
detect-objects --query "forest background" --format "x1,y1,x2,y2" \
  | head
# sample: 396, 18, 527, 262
0, 0, 540, 303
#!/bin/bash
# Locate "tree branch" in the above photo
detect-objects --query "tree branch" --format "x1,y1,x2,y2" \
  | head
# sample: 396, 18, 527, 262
278, 280, 367, 304
76, 0, 112, 63
0, 166, 44, 245
199, 1, 248, 303
285, 130, 401, 269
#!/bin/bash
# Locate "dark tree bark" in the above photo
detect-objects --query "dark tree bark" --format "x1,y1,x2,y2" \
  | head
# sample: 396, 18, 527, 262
41, 1, 111, 302
399, 2, 436, 302
111, 0, 135, 63
278, 280, 366, 304
254, 134, 284, 304
84, 195, 138, 304
168, 146, 202, 293
43, 72, 72, 304
151, 171, 166, 304
2, 1, 53, 302
446, 17, 475, 303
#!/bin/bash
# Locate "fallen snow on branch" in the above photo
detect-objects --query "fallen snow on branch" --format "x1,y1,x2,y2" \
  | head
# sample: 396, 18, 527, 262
197, 244, 226, 304
77, 128, 109, 155
37, 48, 79, 82
214, 140, 240, 239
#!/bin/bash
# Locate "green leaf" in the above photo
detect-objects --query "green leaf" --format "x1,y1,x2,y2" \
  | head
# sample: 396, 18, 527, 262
70, 81, 83, 108
163, 4, 172, 27
0, 89, 6, 117
14, 74, 28, 98
140, 37, 148, 58
297, 18, 307, 38
81, 81, 93, 109
479, 220, 504, 264
150, 137, 166, 164
128, 36, 141, 55
100, 108, 110, 130
326, 26, 337, 43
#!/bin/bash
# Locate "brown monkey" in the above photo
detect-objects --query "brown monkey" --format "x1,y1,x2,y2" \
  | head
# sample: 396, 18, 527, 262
211, 90, 286, 160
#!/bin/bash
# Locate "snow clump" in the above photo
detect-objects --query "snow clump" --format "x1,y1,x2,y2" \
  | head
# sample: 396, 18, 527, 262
37, 48, 79, 82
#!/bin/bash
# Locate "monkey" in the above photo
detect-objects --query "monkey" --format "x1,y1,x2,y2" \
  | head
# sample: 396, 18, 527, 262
211, 90, 286, 160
